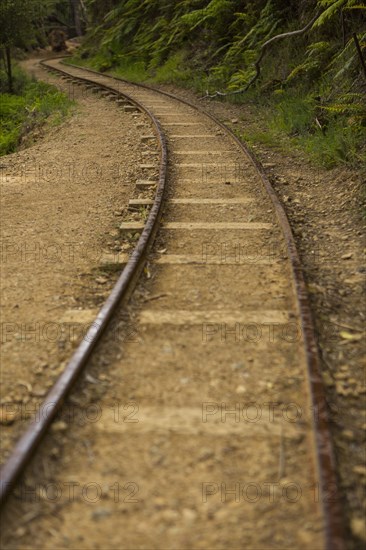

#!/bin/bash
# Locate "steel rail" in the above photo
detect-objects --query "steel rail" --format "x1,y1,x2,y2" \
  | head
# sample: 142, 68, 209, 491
0, 57, 345, 550
0, 58, 168, 506
58, 59, 346, 550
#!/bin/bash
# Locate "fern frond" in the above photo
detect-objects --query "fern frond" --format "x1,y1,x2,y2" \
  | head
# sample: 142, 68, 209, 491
286, 60, 320, 81
322, 103, 365, 114
313, 0, 348, 27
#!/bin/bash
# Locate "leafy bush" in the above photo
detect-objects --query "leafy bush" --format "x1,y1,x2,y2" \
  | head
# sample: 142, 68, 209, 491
0, 64, 31, 94
271, 93, 316, 135
303, 121, 366, 167
0, 66, 73, 156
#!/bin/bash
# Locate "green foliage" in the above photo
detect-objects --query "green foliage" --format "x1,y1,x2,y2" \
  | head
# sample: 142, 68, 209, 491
267, 88, 366, 167
0, 0, 67, 92
153, 51, 193, 84
0, 65, 72, 156
219, 1, 282, 90
180, 0, 234, 32
302, 122, 366, 167
314, 0, 365, 27
271, 93, 316, 136
74, 0, 366, 166
0, 94, 26, 150
0, 0, 60, 48
112, 60, 149, 83
322, 92, 366, 118
286, 41, 333, 83
76, 0, 285, 93
0, 63, 29, 93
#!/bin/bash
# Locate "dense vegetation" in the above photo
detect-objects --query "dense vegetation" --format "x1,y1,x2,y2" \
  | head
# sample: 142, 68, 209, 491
0, 66, 72, 155
72, 0, 366, 167
0, 0, 84, 92
0, 1, 75, 155
1, 1, 365, 165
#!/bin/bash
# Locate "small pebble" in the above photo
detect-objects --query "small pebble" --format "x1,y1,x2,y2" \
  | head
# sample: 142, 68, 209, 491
161, 509, 179, 523
231, 362, 244, 371
91, 508, 112, 521
351, 517, 366, 541
0, 407, 18, 425
353, 465, 366, 476
342, 430, 354, 440
199, 448, 215, 461
51, 420, 68, 432
182, 508, 197, 523
31, 386, 47, 397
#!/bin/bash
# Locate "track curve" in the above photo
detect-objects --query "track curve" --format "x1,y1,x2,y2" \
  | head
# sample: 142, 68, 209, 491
0, 57, 344, 550
0, 60, 168, 504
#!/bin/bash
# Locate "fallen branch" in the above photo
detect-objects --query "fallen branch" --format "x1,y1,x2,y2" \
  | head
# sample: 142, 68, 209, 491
201, 10, 321, 100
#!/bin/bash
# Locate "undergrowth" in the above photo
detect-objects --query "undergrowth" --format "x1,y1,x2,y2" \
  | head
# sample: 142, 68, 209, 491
69, 0, 366, 167
0, 65, 73, 156
70, 47, 366, 168
267, 89, 366, 167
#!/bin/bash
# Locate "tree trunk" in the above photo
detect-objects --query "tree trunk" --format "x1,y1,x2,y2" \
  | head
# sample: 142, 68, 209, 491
70, 0, 82, 36
5, 47, 13, 94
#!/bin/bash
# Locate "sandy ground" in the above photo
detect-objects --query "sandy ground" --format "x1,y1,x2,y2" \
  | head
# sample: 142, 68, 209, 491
0, 58, 151, 457
0, 57, 364, 549
159, 87, 366, 547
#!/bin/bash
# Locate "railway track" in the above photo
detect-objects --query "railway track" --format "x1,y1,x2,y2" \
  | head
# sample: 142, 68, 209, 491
0, 57, 344, 549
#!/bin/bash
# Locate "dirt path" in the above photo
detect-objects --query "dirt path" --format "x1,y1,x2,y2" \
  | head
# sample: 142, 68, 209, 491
0, 58, 333, 549
153, 85, 366, 547
0, 58, 151, 460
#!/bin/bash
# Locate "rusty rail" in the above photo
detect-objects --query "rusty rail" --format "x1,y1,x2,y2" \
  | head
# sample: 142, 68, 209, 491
0, 57, 345, 550
0, 58, 168, 506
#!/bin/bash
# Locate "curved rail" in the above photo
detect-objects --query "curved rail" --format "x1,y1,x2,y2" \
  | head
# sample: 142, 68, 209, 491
0, 59, 168, 506
0, 57, 344, 550
58, 59, 345, 549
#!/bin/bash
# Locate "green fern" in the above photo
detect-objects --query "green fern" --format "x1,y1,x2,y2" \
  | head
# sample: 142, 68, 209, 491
314, 0, 362, 27
322, 93, 366, 119
180, 0, 233, 31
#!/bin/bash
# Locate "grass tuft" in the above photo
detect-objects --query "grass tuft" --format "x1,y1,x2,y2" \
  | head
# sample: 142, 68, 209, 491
0, 66, 73, 156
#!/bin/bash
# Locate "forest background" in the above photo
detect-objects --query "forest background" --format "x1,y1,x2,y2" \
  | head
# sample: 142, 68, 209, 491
1, 0, 365, 165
